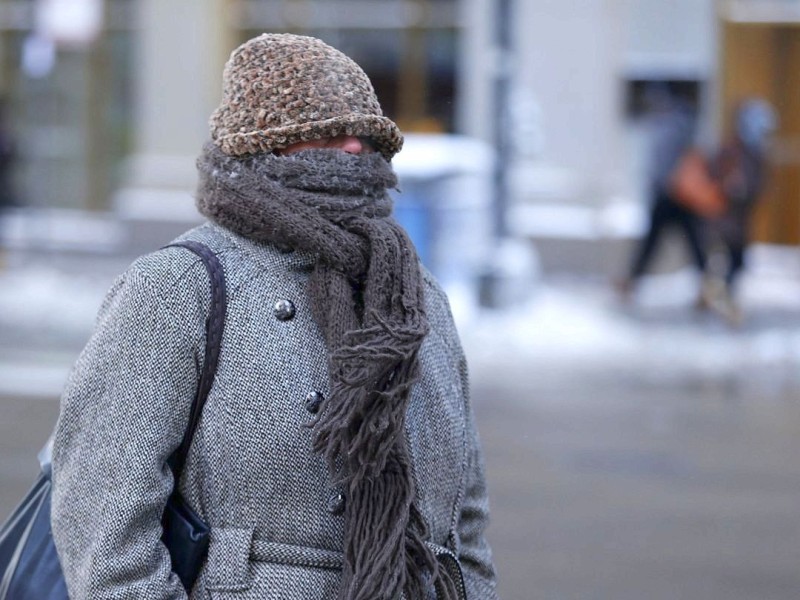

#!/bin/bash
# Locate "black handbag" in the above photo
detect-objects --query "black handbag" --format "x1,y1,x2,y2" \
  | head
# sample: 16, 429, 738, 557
0, 240, 227, 598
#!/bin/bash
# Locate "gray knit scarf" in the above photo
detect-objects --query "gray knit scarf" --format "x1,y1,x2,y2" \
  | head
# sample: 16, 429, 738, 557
196, 143, 457, 600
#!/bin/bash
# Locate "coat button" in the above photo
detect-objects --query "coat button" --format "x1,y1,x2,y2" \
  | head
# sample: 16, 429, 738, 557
327, 492, 346, 516
305, 391, 324, 414
273, 299, 296, 321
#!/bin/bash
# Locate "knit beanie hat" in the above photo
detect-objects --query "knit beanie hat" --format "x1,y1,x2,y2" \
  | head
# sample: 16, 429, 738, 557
210, 33, 403, 160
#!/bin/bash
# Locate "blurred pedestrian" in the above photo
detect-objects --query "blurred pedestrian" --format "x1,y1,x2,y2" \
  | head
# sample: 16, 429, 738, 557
707, 98, 776, 323
618, 87, 708, 298
49, 34, 496, 599
0, 97, 18, 267
0, 99, 17, 209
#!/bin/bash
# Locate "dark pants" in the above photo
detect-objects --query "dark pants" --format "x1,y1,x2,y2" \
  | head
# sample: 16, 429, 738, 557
630, 190, 707, 280
717, 204, 753, 288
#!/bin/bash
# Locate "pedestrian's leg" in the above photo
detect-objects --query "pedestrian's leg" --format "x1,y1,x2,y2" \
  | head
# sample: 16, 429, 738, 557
629, 197, 670, 280
724, 210, 750, 291
673, 204, 707, 274
716, 238, 745, 326
668, 201, 719, 311
726, 241, 745, 289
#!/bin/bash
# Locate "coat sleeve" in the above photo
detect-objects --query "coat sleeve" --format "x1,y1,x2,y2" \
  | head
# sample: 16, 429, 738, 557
455, 348, 499, 600
51, 260, 205, 600
422, 271, 499, 598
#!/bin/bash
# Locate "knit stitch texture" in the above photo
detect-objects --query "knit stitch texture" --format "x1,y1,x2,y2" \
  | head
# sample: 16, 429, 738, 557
210, 34, 403, 160
50, 222, 498, 599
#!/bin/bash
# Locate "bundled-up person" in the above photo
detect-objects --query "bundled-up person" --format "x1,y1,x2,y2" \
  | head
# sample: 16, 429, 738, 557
50, 33, 497, 600
709, 98, 776, 321
619, 88, 708, 297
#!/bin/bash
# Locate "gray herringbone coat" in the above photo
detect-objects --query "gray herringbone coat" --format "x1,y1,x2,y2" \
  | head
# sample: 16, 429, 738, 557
51, 223, 497, 599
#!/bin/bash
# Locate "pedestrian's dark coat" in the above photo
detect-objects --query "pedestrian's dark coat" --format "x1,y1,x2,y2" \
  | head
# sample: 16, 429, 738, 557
51, 222, 497, 599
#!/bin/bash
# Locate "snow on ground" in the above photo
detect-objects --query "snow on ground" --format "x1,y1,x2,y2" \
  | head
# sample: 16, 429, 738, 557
456, 246, 800, 404
1, 244, 800, 400
0, 265, 108, 338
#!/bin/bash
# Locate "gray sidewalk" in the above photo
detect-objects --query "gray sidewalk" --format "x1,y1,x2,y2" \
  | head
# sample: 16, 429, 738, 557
466, 271, 800, 600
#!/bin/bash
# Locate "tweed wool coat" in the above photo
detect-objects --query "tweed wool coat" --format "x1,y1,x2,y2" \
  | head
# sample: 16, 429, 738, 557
51, 222, 497, 599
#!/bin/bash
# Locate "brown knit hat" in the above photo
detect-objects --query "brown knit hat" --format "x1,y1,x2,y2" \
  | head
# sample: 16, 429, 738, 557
210, 33, 403, 160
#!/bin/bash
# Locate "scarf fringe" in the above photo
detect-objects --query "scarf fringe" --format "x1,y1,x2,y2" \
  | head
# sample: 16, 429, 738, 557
196, 143, 451, 600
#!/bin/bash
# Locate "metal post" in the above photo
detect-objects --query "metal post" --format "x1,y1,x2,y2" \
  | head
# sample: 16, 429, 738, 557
479, 0, 513, 307
492, 0, 512, 240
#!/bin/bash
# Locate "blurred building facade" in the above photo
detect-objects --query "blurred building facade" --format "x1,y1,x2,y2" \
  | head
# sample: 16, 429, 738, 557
0, 0, 136, 212
0, 0, 797, 250
718, 0, 800, 245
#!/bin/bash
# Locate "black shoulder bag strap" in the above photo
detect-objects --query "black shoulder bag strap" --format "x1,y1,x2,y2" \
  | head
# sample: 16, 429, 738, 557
161, 240, 227, 590
166, 240, 227, 475
0, 241, 227, 599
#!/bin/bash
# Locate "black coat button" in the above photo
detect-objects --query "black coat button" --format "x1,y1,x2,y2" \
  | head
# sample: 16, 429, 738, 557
273, 299, 296, 321
327, 492, 346, 516
305, 391, 324, 414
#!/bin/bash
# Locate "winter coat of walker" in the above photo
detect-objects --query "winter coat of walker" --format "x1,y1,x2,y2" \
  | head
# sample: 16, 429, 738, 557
50, 33, 498, 600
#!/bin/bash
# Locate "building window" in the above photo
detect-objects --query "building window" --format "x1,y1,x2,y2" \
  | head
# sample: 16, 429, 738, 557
236, 0, 460, 133
0, 0, 135, 210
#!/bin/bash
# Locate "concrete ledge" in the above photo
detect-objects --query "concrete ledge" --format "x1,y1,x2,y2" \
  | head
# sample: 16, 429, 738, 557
113, 187, 203, 254
1, 207, 124, 255
509, 201, 693, 277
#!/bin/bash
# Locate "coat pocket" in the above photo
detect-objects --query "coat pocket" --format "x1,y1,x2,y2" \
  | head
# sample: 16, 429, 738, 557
205, 532, 343, 600
204, 527, 255, 592
203, 532, 465, 600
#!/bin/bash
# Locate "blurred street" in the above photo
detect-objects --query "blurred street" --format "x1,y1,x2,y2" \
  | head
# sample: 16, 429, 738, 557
1, 1, 799, 597
467, 265, 800, 600
2, 245, 800, 599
